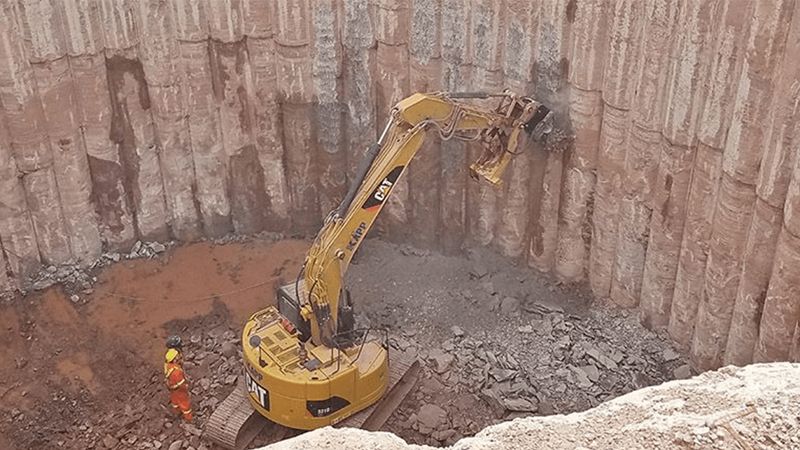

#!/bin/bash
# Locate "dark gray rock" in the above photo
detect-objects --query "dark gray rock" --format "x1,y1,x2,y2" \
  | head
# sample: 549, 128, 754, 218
416, 404, 447, 434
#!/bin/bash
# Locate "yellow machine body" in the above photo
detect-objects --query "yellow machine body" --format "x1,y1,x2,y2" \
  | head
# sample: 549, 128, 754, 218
242, 306, 387, 429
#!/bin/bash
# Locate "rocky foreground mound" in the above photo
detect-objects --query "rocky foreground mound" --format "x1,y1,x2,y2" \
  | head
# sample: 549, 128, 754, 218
262, 363, 800, 450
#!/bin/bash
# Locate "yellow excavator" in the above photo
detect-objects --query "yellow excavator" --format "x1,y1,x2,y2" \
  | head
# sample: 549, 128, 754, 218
205, 91, 553, 448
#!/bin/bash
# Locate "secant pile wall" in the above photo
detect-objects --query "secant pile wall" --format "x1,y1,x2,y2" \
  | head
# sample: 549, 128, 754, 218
0, 1, 798, 372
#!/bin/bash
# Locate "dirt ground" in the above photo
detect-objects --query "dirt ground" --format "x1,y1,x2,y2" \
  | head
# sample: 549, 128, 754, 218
0, 235, 688, 449
0, 237, 307, 450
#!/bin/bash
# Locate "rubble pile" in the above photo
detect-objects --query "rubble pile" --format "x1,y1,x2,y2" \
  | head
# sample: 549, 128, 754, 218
20, 241, 173, 302
382, 301, 690, 446
209, 231, 284, 246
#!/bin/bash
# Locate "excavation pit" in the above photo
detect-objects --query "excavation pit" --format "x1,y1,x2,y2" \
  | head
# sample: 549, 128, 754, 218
2, 0, 800, 448
0, 236, 687, 449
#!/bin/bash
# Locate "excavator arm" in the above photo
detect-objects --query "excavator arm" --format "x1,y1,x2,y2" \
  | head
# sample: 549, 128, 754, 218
300, 92, 553, 347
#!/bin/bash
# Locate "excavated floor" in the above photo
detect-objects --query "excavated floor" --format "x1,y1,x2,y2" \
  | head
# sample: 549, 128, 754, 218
0, 236, 688, 449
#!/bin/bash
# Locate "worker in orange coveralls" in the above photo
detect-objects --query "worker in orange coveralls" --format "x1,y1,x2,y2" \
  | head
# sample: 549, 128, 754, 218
164, 336, 193, 422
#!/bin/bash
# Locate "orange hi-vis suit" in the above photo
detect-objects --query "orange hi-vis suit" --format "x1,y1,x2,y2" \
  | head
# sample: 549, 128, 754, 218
164, 351, 193, 422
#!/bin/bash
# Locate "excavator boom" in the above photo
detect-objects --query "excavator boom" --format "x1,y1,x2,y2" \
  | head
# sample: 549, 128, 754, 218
303, 92, 552, 348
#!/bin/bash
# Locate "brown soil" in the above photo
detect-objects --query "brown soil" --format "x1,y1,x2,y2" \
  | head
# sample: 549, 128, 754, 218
0, 238, 307, 450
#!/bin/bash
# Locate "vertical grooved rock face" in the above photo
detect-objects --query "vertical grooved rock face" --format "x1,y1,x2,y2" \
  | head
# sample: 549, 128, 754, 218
568, 0, 608, 92
609, 196, 649, 308
724, 5, 800, 365
639, 142, 694, 330
695, 0, 750, 149
170, 0, 208, 42
527, 0, 569, 273
661, 0, 717, 147
553, 89, 600, 281
206, 0, 244, 43
406, 0, 440, 247
601, 0, 643, 109
0, 241, 12, 293
0, 3, 72, 265
465, 69, 502, 247
496, 151, 531, 259
312, 0, 345, 218
787, 164, 800, 239
105, 54, 168, 242
611, 126, 662, 305
604, 0, 653, 307
342, 0, 375, 179
209, 39, 265, 234
725, 198, 782, 365
36, 58, 101, 262
722, 0, 795, 185
667, 143, 722, 345
691, 174, 756, 370
282, 102, 319, 233
180, 38, 232, 237
60, 0, 134, 249
23, 169, 73, 264
502, 1, 536, 85
242, 0, 273, 38
755, 230, 800, 362
137, 1, 201, 240
148, 83, 201, 240
439, 0, 470, 254
59, 0, 105, 57
1, 0, 800, 371
639, 0, 716, 331
99, 0, 138, 52
589, 105, 629, 297
689, 0, 798, 369
276, 0, 318, 234
20, 1, 100, 263
247, 36, 290, 230
0, 120, 40, 281
631, 0, 680, 132
375, 0, 410, 239
528, 150, 564, 272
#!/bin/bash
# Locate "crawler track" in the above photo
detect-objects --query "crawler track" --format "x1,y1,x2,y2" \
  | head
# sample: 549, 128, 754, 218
204, 351, 420, 449
203, 379, 267, 450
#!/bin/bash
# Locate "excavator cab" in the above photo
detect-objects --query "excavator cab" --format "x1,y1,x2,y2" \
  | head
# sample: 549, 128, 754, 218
276, 282, 311, 342
276, 282, 358, 346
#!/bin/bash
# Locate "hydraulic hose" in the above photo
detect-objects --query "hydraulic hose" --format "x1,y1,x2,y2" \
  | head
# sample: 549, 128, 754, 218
333, 118, 394, 219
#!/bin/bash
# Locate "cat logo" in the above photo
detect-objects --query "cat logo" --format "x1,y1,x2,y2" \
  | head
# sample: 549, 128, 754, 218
245, 371, 270, 410
373, 178, 393, 202
362, 166, 404, 210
